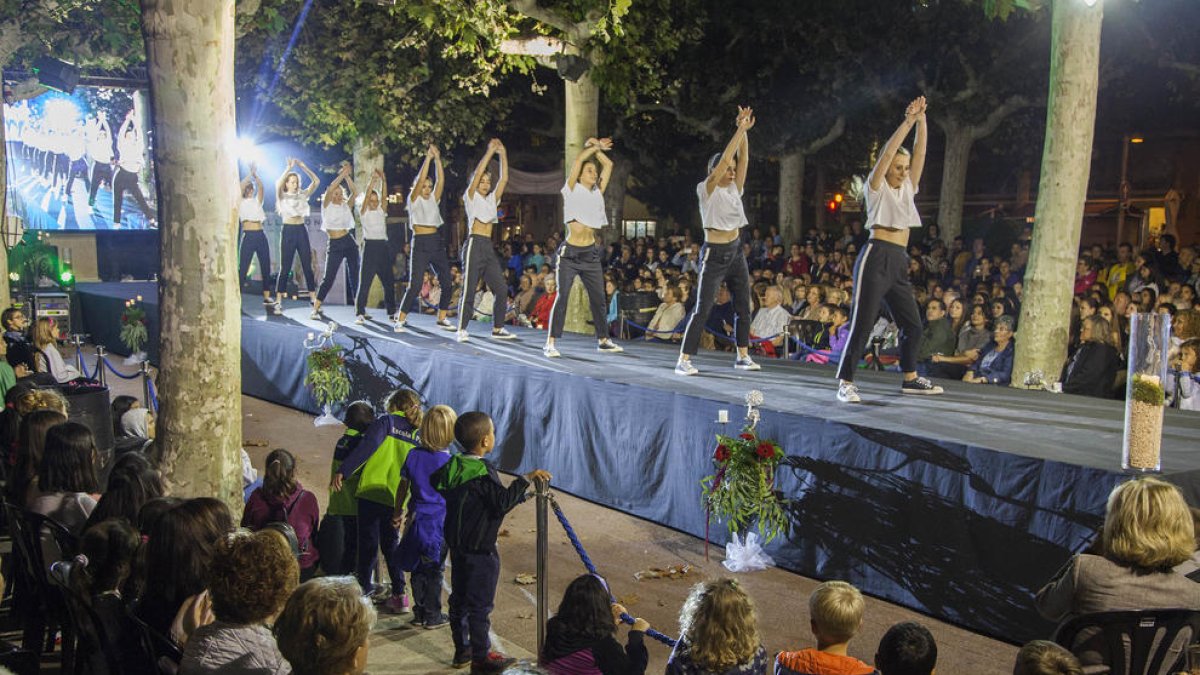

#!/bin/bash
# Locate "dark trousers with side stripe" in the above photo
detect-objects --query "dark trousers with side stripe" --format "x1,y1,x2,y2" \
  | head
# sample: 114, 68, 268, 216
680, 240, 752, 356
399, 232, 453, 313
458, 235, 507, 330
835, 239, 923, 381
317, 235, 360, 303
113, 167, 153, 224
549, 243, 608, 339
238, 229, 272, 295
88, 162, 113, 205
355, 239, 397, 316
275, 224, 317, 296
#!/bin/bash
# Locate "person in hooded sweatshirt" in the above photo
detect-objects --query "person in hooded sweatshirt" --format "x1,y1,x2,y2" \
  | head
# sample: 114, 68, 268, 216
242, 448, 321, 581
113, 406, 155, 456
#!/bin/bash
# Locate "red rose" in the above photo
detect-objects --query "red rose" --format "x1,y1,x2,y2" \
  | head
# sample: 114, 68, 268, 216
714, 445, 730, 462
739, 433, 754, 441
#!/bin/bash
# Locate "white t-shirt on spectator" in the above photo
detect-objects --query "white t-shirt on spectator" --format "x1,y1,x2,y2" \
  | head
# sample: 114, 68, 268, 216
464, 189, 498, 225
408, 195, 444, 228
751, 304, 791, 339
865, 171, 921, 230
696, 181, 747, 232
360, 209, 387, 241
561, 182, 607, 228
239, 198, 266, 223
322, 203, 353, 231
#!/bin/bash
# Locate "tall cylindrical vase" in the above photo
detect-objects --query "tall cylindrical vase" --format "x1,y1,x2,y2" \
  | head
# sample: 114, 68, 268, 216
1122, 312, 1171, 473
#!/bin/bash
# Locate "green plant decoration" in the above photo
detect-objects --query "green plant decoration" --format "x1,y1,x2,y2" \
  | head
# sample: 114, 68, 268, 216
304, 345, 350, 408
120, 300, 148, 354
1130, 374, 1165, 406
701, 427, 788, 543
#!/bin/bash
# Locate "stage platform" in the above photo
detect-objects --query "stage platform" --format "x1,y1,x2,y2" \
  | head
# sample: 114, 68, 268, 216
76, 283, 1200, 643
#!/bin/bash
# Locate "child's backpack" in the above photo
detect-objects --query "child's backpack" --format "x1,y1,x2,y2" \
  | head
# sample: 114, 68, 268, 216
266, 491, 309, 561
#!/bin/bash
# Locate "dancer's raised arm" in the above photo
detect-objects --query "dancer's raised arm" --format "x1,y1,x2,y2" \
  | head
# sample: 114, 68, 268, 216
869, 96, 925, 192
366, 169, 385, 211
567, 137, 613, 192
410, 145, 443, 203
297, 159, 321, 196
493, 139, 509, 201
323, 163, 351, 206
276, 160, 293, 200
909, 101, 928, 189
467, 140, 499, 199
705, 109, 753, 196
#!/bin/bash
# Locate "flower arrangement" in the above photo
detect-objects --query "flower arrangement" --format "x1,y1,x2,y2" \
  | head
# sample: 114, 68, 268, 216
701, 426, 788, 543
120, 297, 148, 358
305, 345, 350, 409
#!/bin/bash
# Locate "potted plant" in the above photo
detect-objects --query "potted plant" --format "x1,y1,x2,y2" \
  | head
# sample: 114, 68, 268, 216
304, 345, 350, 426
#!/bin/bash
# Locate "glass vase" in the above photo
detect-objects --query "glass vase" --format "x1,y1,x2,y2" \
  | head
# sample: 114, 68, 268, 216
1121, 312, 1171, 473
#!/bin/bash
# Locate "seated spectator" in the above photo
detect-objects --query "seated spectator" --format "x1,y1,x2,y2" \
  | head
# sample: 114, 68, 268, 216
541, 574, 650, 675
929, 304, 992, 380
2, 306, 37, 374
276, 576, 376, 675
31, 421, 101, 563
9, 408, 67, 508
33, 317, 79, 383
1168, 338, 1199, 411
916, 298, 956, 377
964, 315, 1015, 385
606, 278, 621, 336
799, 286, 826, 322
179, 529, 299, 674
243, 448, 321, 581
114, 407, 155, 455
646, 285, 685, 342
1035, 477, 1200, 669
111, 395, 140, 439
534, 277, 558, 329
750, 286, 791, 351
0, 337, 30, 400
875, 622, 936, 675
665, 578, 767, 675
69, 517, 143, 673
706, 286, 735, 351
513, 274, 541, 320
775, 581, 874, 675
1061, 316, 1121, 399
1012, 640, 1081, 675
85, 451, 165, 530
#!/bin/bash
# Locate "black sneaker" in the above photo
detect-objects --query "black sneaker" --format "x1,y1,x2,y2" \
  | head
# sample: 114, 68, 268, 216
471, 653, 516, 674
452, 651, 472, 669
901, 376, 944, 395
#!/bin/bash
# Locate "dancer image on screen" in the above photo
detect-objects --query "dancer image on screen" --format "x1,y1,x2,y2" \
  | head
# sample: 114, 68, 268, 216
272, 158, 321, 315
112, 110, 155, 227
675, 107, 760, 376
86, 112, 114, 208
457, 139, 515, 343
354, 168, 399, 329
238, 162, 273, 305
312, 162, 360, 320
396, 145, 455, 332
835, 96, 943, 402
543, 136, 624, 358
62, 126, 88, 200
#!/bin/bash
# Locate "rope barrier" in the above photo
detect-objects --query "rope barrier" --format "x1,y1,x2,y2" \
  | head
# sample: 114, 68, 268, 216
547, 494, 678, 648
101, 357, 142, 380
79, 354, 98, 380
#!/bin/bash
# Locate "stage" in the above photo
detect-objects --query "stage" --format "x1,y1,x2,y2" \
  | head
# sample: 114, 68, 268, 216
76, 282, 1200, 643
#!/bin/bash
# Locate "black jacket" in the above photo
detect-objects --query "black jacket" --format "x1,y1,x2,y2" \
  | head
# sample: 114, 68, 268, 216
542, 616, 648, 675
4, 332, 36, 374
1062, 342, 1121, 399
433, 455, 529, 554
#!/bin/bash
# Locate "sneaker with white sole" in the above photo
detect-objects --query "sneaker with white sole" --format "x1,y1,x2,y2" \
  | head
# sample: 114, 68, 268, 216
355, 315, 367, 325
734, 356, 761, 371
543, 344, 561, 358
456, 330, 470, 343
393, 321, 406, 333
675, 358, 699, 376
271, 303, 283, 316
901, 376, 944, 395
437, 319, 456, 331
310, 308, 321, 320
597, 340, 624, 353
490, 328, 516, 340
393, 317, 407, 329
837, 381, 862, 403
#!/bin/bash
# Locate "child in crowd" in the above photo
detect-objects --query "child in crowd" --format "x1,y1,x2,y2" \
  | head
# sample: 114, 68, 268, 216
666, 578, 768, 675
1168, 337, 1200, 411
542, 573, 650, 675
775, 581, 875, 675
179, 530, 299, 674
276, 576, 377, 675
243, 448, 321, 581
333, 389, 424, 613
433, 411, 552, 672
1012, 640, 1081, 675
319, 400, 374, 576
396, 404, 457, 629
874, 622, 936, 675
69, 517, 142, 673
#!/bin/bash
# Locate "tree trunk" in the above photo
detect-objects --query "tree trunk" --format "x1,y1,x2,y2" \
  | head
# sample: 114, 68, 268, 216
1013, 0, 1102, 388
353, 137, 386, 311
563, 70, 599, 176
936, 124, 975, 243
779, 150, 805, 246
141, 0, 243, 509
603, 154, 633, 246
0, 101, 12, 311
813, 162, 827, 233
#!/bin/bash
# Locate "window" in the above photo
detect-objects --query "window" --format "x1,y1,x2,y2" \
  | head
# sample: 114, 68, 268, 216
622, 220, 657, 239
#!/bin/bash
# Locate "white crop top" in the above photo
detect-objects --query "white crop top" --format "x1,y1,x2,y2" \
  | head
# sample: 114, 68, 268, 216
864, 173, 921, 230
360, 209, 387, 240
696, 181, 747, 231
321, 203, 353, 231
277, 192, 310, 221
561, 182, 607, 229
464, 189, 498, 225
239, 198, 266, 222
408, 195, 444, 227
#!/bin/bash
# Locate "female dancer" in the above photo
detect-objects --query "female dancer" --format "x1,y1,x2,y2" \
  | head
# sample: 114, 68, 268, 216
396, 145, 455, 331
238, 163, 272, 305
675, 107, 759, 376
835, 96, 942, 402
457, 139, 515, 342
543, 137, 623, 358
272, 158, 321, 315
86, 112, 113, 207
313, 163, 359, 319
113, 110, 155, 227
354, 168, 398, 328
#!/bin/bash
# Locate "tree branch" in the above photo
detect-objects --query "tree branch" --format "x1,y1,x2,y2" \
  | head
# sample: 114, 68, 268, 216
506, 0, 590, 43
629, 103, 723, 142
1158, 56, 1200, 77
802, 116, 845, 155
969, 93, 1032, 140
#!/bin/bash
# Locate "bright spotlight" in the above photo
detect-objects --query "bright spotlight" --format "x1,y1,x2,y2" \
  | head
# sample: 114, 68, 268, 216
1081, 0, 1099, 6
43, 97, 81, 133
230, 135, 265, 166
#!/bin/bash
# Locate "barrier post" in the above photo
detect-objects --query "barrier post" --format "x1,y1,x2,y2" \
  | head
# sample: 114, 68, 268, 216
140, 361, 152, 409
535, 477, 549, 657
71, 334, 86, 374
95, 346, 107, 386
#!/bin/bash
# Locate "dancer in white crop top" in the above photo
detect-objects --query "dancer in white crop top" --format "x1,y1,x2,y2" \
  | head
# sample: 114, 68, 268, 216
396, 144, 455, 332
313, 162, 359, 319
457, 139, 515, 342
271, 158, 322, 314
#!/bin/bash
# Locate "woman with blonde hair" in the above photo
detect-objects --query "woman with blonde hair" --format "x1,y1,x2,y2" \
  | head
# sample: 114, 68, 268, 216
32, 318, 78, 383
1036, 477, 1200, 668
276, 576, 377, 675
666, 578, 767, 675
1061, 315, 1121, 399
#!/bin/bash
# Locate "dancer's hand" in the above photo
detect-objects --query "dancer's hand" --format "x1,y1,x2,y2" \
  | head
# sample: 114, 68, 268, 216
596, 137, 613, 151
738, 113, 756, 131
585, 137, 598, 148
905, 96, 927, 122
330, 473, 344, 492
488, 138, 503, 152
248, 161, 257, 175
428, 144, 440, 159
736, 105, 752, 124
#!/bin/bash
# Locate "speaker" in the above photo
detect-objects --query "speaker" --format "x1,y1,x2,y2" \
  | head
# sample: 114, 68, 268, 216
554, 54, 590, 82
32, 56, 80, 94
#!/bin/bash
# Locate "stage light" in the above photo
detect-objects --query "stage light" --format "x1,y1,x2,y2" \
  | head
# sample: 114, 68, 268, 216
60, 270, 73, 283
229, 135, 265, 166
1130, 136, 1145, 144
834, 193, 844, 204
1081, 0, 1099, 6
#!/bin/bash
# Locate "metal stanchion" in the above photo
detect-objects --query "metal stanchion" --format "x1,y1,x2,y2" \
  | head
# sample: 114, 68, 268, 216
71, 334, 86, 374
535, 477, 549, 658
140, 361, 152, 409
95, 346, 108, 386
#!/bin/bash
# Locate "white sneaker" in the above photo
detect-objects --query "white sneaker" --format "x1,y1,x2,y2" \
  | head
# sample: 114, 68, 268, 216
310, 308, 321, 320
393, 317, 407, 329
393, 321, 406, 333
437, 319, 456, 331
543, 344, 561, 358
734, 356, 761, 371
837, 381, 862, 403
456, 330, 470, 343
271, 303, 283, 316
675, 358, 699, 376
490, 328, 516, 340
597, 340, 624, 353
355, 315, 367, 325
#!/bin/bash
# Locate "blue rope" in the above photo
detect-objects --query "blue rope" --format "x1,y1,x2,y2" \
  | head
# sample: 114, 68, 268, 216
548, 494, 678, 648
101, 357, 141, 380
147, 378, 159, 412
79, 355, 97, 380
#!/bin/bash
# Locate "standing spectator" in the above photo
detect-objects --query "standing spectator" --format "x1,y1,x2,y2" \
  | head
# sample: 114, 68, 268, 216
319, 401, 374, 576
785, 244, 811, 278
1103, 244, 1135, 301
875, 622, 936, 675
665, 578, 768, 675
1073, 257, 1097, 296
1168, 338, 1200, 411
242, 448, 321, 581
